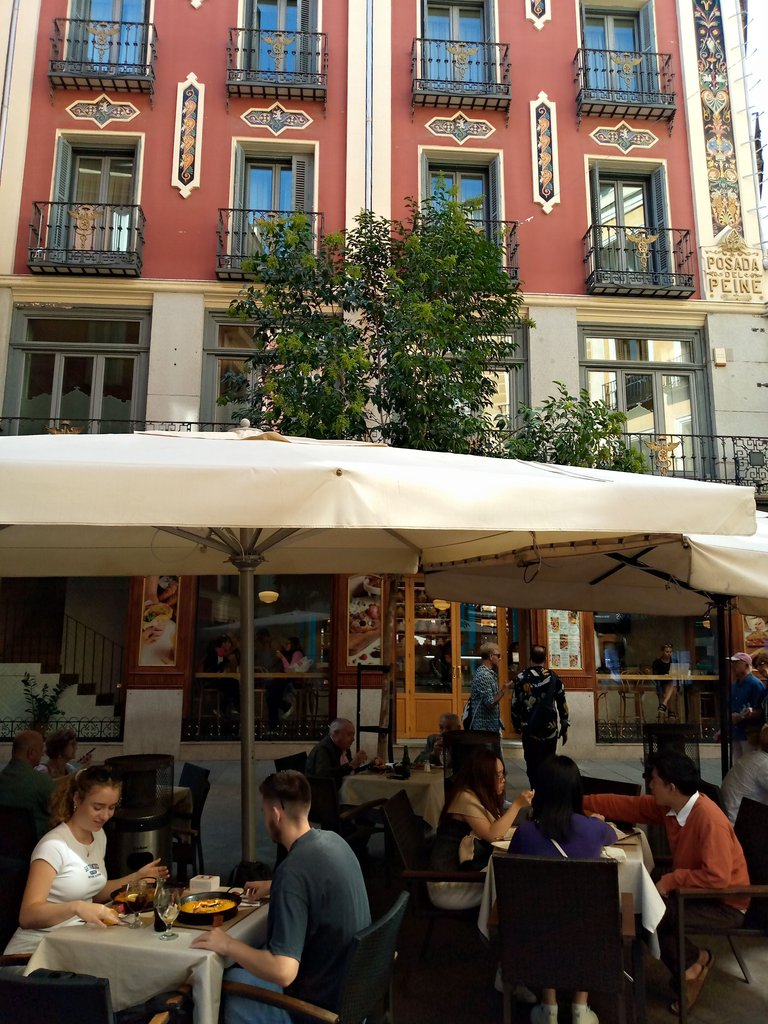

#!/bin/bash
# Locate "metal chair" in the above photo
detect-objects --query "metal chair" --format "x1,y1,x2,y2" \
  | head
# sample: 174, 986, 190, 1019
381, 788, 485, 961
307, 775, 386, 856
494, 855, 637, 1024
222, 892, 409, 1024
172, 763, 211, 884
674, 796, 768, 1023
0, 805, 37, 951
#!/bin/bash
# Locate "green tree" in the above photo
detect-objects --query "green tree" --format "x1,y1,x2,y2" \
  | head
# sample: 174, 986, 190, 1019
226, 189, 529, 454
503, 382, 646, 472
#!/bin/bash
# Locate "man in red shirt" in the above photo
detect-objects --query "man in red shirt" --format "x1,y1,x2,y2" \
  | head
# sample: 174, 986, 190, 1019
583, 750, 748, 1013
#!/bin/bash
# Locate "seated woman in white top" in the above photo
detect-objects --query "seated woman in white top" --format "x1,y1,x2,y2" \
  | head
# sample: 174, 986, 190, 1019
4, 764, 168, 954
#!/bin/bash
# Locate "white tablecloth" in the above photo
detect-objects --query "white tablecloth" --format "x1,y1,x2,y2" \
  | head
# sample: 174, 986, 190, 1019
478, 837, 666, 956
25, 905, 268, 1024
340, 768, 446, 828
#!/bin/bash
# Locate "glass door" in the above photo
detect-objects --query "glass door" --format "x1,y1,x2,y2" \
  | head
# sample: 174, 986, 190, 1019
72, 153, 135, 252
584, 13, 639, 93
426, 3, 485, 84
248, 0, 299, 73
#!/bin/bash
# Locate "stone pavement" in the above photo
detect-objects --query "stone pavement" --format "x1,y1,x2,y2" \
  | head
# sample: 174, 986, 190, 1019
181, 750, 767, 1023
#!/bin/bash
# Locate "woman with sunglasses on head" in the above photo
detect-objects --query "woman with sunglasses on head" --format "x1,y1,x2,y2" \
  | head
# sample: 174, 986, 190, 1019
4, 765, 168, 954
428, 747, 533, 910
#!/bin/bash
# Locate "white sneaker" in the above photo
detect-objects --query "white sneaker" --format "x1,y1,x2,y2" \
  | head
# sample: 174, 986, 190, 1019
531, 1004, 558, 1024
572, 1006, 599, 1024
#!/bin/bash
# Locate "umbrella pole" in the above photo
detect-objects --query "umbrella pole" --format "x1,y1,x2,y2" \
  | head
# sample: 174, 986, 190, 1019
716, 599, 730, 780
233, 552, 261, 862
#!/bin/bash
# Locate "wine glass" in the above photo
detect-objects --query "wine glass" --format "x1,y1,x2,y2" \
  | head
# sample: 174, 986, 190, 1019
154, 885, 181, 941
123, 881, 151, 928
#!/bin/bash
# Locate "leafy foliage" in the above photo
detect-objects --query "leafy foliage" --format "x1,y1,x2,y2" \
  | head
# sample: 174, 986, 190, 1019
503, 382, 646, 472
226, 190, 529, 454
21, 671, 72, 729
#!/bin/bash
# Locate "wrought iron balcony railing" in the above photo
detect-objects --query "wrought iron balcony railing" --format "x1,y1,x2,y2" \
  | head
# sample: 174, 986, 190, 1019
28, 201, 146, 277
216, 208, 324, 278
49, 18, 157, 96
622, 432, 768, 496
412, 38, 511, 111
574, 47, 675, 124
474, 218, 519, 279
0, 418, 229, 437
583, 224, 694, 298
227, 28, 327, 101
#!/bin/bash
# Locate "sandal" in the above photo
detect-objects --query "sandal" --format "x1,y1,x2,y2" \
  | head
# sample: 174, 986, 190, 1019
669, 950, 714, 1015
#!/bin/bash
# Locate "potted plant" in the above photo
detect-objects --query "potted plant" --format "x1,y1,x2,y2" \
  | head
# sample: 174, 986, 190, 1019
21, 671, 72, 734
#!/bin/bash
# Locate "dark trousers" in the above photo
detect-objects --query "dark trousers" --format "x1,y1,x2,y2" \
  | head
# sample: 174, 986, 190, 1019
521, 733, 557, 788
657, 897, 744, 980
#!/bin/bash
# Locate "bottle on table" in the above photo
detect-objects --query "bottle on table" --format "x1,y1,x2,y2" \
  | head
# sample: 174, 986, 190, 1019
401, 745, 411, 779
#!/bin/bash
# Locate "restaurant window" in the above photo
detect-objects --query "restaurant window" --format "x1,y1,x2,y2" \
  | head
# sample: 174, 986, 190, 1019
594, 611, 719, 742
580, 328, 707, 473
2, 312, 150, 435
193, 573, 332, 738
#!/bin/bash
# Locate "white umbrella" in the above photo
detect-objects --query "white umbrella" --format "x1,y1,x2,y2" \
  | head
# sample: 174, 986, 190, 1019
426, 514, 768, 616
428, 514, 768, 777
0, 428, 758, 854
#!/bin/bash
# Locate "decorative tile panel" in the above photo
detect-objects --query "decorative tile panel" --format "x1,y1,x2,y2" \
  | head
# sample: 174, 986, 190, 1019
66, 95, 139, 128
589, 120, 658, 153
525, 1, 551, 31
171, 73, 205, 199
424, 112, 495, 145
692, 0, 742, 234
241, 103, 313, 136
530, 92, 559, 214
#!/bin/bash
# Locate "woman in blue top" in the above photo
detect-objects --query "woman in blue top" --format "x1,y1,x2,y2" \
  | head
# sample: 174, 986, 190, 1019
509, 755, 615, 1024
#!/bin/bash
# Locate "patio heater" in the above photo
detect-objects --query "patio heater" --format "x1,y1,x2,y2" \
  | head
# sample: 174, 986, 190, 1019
103, 754, 174, 877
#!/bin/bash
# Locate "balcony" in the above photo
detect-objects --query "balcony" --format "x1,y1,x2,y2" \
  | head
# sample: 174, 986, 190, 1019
226, 28, 327, 102
575, 47, 675, 125
412, 38, 510, 112
623, 432, 768, 498
216, 208, 324, 279
478, 219, 519, 280
583, 224, 694, 298
28, 202, 145, 277
0, 418, 230, 437
49, 18, 157, 96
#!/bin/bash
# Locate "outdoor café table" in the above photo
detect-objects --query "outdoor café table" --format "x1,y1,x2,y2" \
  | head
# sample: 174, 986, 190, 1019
477, 832, 666, 955
340, 766, 446, 828
24, 902, 269, 1024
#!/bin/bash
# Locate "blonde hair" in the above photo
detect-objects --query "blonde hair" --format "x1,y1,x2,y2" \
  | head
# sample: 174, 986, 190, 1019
50, 765, 122, 825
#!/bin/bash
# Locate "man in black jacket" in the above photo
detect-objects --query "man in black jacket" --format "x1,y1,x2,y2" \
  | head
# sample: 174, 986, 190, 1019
511, 644, 569, 788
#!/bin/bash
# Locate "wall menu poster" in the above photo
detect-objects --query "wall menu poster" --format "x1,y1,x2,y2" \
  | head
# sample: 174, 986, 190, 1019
546, 609, 583, 671
347, 574, 383, 667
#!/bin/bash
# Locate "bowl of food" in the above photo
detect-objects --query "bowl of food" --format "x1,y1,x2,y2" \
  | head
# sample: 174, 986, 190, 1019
177, 890, 241, 926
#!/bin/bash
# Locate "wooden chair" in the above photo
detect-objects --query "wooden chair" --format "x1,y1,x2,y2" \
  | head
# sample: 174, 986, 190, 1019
381, 788, 485, 961
674, 796, 768, 1023
0, 956, 187, 1024
172, 763, 211, 884
0, 806, 37, 951
222, 892, 409, 1024
494, 855, 637, 1024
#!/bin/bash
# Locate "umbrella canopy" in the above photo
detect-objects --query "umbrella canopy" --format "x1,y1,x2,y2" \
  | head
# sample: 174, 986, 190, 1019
0, 428, 757, 577
427, 514, 768, 616
0, 428, 758, 856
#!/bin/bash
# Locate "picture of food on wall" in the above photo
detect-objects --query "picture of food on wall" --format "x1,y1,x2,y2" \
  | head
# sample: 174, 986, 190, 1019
744, 615, 768, 651
139, 575, 180, 667
347, 575, 383, 666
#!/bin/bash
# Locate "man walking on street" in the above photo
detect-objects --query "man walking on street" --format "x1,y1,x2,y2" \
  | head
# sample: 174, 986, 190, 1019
511, 644, 569, 788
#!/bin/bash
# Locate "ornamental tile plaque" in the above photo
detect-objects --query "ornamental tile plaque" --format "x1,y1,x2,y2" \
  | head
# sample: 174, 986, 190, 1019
241, 103, 313, 136
66, 95, 139, 128
424, 112, 495, 145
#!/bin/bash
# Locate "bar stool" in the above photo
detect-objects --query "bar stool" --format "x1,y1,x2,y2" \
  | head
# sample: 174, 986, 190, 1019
618, 681, 645, 723
196, 686, 222, 736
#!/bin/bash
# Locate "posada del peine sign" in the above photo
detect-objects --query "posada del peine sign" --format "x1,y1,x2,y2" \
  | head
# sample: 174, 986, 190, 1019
702, 229, 765, 302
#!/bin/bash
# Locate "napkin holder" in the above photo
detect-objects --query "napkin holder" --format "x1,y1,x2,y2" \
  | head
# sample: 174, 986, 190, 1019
189, 874, 221, 892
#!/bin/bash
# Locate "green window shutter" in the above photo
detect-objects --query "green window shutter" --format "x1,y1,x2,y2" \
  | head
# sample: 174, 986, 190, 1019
588, 164, 603, 267
486, 159, 499, 224
291, 154, 313, 211
51, 139, 73, 253
232, 146, 247, 261
638, 2, 656, 51
298, 0, 313, 75
421, 152, 432, 202
649, 165, 669, 273
638, 2, 657, 91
